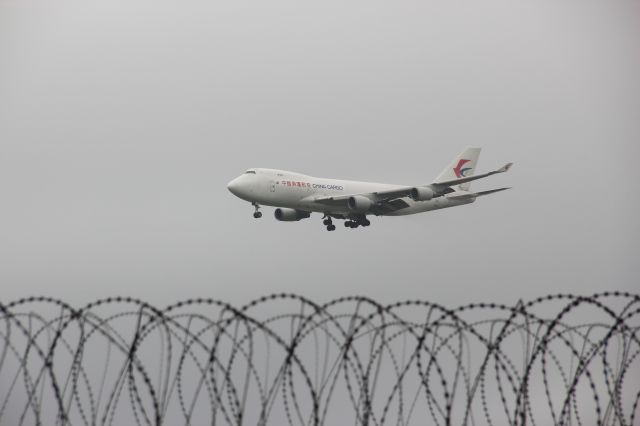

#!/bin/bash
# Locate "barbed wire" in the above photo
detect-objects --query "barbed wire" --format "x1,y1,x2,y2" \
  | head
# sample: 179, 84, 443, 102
0, 292, 638, 425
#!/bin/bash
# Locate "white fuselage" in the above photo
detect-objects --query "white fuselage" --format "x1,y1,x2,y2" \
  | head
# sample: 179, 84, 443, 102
227, 168, 475, 217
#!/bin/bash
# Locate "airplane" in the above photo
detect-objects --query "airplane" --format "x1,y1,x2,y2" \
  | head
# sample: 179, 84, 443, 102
227, 147, 512, 231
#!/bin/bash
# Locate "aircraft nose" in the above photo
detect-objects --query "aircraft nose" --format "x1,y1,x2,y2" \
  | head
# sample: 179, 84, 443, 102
227, 177, 241, 196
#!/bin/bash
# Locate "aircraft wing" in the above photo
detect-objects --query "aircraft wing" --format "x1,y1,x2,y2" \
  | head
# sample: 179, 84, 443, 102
312, 193, 411, 213
311, 190, 414, 214
313, 187, 413, 204
444, 187, 512, 201
431, 163, 512, 190
474, 187, 511, 197
312, 162, 513, 209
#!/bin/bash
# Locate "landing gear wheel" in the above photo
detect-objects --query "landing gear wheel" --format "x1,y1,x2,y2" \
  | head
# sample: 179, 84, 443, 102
344, 221, 351, 227
252, 203, 261, 218
362, 218, 370, 227
322, 215, 334, 230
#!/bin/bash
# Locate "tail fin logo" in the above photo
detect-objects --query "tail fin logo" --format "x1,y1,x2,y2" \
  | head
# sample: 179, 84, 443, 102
453, 159, 472, 178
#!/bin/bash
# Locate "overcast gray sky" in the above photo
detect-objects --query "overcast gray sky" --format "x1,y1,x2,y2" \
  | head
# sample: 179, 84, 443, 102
1, 0, 638, 308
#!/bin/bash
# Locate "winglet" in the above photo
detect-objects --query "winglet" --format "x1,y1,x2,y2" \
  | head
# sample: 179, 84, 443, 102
497, 163, 513, 173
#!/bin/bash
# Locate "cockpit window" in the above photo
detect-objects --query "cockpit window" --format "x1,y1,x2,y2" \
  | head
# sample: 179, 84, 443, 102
245, 170, 256, 174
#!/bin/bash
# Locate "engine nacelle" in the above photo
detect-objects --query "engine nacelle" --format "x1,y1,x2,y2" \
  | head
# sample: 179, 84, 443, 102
410, 186, 435, 201
274, 208, 311, 222
347, 195, 372, 212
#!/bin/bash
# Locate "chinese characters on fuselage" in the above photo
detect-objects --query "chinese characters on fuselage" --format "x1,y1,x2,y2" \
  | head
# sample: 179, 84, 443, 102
278, 181, 344, 191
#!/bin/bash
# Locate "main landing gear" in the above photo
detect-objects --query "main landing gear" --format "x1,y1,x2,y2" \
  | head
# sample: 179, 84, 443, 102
323, 214, 370, 231
252, 203, 262, 219
344, 216, 370, 229
322, 215, 336, 231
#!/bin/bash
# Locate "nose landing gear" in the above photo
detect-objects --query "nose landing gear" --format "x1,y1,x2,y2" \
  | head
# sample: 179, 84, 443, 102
252, 203, 262, 218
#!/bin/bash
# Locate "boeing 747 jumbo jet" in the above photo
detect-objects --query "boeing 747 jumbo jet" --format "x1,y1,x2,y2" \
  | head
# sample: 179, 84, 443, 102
227, 147, 512, 231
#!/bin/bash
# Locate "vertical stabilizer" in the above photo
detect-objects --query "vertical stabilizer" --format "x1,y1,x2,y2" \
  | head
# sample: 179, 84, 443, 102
434, 147, 481, 191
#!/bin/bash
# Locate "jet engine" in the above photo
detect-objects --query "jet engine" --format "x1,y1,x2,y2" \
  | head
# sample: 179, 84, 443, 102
410, 186, 435, 201
347, 195, 372, 212
274, 208, 311, 221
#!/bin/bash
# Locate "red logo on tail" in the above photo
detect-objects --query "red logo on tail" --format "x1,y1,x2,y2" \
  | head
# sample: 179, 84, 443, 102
453, 159, 471, 178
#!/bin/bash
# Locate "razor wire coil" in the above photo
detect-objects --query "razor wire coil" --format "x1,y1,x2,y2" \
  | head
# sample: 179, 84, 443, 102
0, 292, 638, 425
